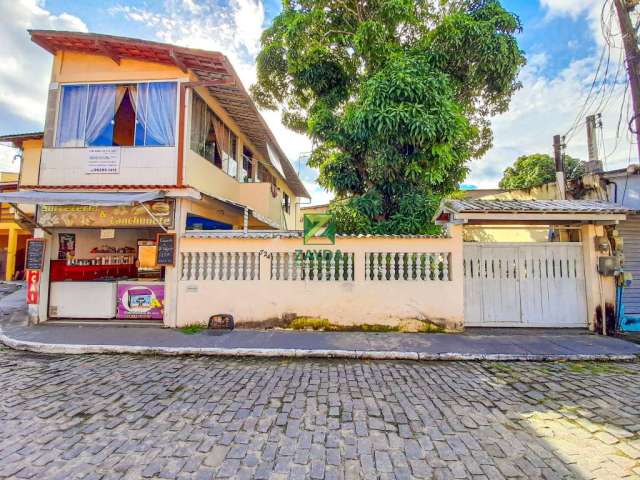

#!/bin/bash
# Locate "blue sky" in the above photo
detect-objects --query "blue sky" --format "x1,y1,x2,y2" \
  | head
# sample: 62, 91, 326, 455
0, 0, 633, 202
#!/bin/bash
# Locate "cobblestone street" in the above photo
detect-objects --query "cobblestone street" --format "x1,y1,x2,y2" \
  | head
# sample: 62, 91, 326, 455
0, 350, 639, 480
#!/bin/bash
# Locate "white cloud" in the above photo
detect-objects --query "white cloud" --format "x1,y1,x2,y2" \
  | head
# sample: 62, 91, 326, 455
540, 0, 599, 18
468, 1, 633, 188
112, 0, 264, 87
116, 0, 321, 199
0, 0, 87, 126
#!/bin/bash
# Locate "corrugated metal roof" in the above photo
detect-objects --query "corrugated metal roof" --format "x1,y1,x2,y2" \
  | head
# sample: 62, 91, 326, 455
184, 230, 447, 239
442, 199, 630, 214
0, 132, 44, 148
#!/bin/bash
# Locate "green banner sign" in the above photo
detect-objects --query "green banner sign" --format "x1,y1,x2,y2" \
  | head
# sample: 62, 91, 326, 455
303, 213, 336, 245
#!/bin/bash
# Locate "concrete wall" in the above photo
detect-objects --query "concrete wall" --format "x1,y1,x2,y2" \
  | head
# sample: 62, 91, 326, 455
580, 224, 617, 332
19, 139, 42, 187
185, 150, 286, 228
39, 147, 178, 186
609, 174, 640, 209
175, 228, 465, 330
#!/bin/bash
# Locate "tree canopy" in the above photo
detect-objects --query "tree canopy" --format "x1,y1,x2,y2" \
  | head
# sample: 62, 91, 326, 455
499, 153, 586, 190
252, 0, 526, 234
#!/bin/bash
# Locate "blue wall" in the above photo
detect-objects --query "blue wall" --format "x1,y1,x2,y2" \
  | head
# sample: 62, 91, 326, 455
610, 175, 640, 210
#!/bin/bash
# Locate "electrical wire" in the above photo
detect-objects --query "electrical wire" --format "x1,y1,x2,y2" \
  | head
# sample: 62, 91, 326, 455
564, 0, 636, 171
604, 80, 630, 160
563, 39, 610, 143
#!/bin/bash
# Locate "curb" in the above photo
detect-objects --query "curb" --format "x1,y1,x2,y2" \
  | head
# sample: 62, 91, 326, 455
1, 333, 638, 361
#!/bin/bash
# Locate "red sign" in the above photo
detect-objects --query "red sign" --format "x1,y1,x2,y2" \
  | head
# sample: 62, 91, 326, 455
26, 270, 40, 304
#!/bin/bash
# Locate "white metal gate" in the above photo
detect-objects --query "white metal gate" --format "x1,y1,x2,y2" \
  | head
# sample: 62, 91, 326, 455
464, 243, 588, 327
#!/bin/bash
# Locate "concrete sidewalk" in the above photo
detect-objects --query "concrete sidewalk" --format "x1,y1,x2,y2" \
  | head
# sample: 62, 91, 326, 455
1, 288, 639, 360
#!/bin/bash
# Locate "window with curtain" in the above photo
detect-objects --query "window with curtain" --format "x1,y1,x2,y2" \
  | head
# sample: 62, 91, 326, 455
55, 81, 177, 148
241, 146, 253, 182
257, 163, 276, 185
190, 92, 240, 178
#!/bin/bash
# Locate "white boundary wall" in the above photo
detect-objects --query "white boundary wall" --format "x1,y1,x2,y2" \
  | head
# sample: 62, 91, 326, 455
176, 226, 464, 330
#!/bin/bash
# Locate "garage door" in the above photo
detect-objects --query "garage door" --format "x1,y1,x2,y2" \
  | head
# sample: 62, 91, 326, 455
618, 216, 640, 315
464, 243, 587, 327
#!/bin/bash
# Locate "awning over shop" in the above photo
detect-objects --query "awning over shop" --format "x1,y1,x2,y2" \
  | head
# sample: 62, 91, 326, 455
0, 190, 164, 206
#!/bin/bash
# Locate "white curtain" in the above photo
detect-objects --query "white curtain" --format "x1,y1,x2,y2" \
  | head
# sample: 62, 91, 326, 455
85, 84, 116, 146
189, 93, 207, 153
56, 85, 88, 147
141, 82, 177, 146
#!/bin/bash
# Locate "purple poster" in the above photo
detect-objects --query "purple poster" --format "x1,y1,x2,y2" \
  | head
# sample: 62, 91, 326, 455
116, 283, 164, 319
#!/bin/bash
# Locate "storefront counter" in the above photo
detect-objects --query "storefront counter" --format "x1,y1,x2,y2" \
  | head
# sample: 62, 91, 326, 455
49, 281, 118, 318
50, 260, 137, 282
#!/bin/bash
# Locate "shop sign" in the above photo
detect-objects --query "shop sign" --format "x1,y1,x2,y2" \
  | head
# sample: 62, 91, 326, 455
116, 283, 164, 320
156, 233, 176, 266
303, 213, 336, 245
25, 239, 46, 271
38, 200, 175, 229
26, 270, 40, 304
86, 147, 121, 174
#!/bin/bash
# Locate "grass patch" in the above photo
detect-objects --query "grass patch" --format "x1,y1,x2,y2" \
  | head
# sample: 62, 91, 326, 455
413, 321, 446, 333
286, 317, 445, 333
289, 317, 332, 331
179, 324, 206, 335
339, 323, 400, 333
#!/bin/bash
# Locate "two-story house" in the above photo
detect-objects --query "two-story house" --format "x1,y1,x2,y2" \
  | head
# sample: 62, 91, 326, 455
0, 30, 309, 326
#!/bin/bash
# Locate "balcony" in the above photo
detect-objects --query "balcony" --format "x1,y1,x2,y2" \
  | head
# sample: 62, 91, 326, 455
0, 204, 17, 223
186, 150, 285, 228
38, 147, 178, 186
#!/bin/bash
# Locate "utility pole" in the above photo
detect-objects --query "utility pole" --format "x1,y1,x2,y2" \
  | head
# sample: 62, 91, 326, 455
585, 114, 603, 173
613, 0, 640, 160
554, 134, 566, 199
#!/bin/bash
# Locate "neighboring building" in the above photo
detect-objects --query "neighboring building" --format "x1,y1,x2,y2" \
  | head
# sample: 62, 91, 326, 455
468, 168, 640, 331
602, 166, 640, 329
435, 199, 626, 330
0, 168, 33, 280
0, 30, 308, 326
297, 203, 330, 230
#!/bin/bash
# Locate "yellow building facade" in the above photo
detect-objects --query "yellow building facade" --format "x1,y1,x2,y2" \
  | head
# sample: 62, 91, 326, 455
0, 170, 33, 280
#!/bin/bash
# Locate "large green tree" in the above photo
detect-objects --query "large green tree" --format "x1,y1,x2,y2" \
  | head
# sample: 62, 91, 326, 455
499, 153, 586, 190
252, 0, 526, 233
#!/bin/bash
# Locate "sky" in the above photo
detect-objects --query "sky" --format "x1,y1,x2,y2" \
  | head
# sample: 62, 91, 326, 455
0, 0, 635, 204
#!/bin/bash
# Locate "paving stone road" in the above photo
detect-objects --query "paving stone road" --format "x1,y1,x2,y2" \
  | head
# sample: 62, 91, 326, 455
0, 350, 639, 480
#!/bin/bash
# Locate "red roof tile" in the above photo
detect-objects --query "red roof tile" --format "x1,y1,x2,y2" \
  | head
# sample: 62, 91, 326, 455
20, 184, 188, 191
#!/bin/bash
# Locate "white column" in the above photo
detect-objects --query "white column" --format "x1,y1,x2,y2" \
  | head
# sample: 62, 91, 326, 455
32, 228, 52, 324
236, 140, 243, 182
164, 199, 188, 328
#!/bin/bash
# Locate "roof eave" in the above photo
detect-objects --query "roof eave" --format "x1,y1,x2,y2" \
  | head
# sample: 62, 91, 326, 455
454, 212, 627, 223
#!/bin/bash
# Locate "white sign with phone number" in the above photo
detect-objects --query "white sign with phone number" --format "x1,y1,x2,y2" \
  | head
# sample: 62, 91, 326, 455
86, 147, 121, 174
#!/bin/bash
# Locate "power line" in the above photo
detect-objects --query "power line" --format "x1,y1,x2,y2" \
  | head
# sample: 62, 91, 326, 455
563, 38, 610, 143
